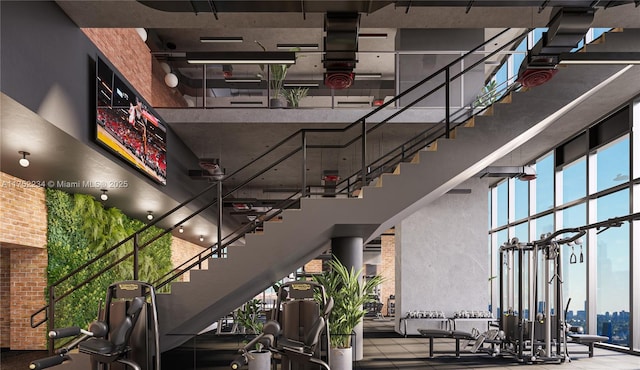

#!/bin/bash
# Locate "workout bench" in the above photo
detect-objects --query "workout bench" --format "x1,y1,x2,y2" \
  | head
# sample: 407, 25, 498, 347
417, 329, 478, 358
567, 334, 609, 358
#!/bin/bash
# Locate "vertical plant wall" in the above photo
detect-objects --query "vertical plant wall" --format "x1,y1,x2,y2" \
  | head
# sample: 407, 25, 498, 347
46, 188, 172, 328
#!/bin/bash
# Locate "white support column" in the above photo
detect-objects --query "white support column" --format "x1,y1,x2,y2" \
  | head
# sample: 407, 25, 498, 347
631, 99, 640, 351
587, 152, 598, 335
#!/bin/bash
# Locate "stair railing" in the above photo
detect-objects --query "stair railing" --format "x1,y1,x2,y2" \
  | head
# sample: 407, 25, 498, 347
32, 27, 530, 352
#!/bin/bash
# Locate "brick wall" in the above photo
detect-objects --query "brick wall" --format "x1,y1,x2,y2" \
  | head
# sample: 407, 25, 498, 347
9, 247, 48, 349
304, 259, 323, 274
0, 173, 47, 249
0, 172, 48, 349
171, 236, 208, 272
380, 232, 396, 316
82, 28, 185, 108
1, 248, 10, 347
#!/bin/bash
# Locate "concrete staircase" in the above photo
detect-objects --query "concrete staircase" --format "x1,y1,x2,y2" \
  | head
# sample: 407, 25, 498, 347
156, 29, 640, 352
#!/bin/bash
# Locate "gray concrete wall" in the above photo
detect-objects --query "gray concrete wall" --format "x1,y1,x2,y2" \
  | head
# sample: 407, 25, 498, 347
396, 29, 485, 109
396, 178, 489, 335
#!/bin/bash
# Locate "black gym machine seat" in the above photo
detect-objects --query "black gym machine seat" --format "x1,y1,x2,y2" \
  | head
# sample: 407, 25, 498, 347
78, 295, 145, 370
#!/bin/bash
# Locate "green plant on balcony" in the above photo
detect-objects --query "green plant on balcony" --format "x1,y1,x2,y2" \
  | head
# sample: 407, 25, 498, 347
473, 80, 499, 108
283, 87, 309, 108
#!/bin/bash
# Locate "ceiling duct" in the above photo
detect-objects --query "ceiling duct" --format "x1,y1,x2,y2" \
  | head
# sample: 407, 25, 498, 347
479, 166, 537, 181
323, 12, 360, 89
517, 6, 595, 87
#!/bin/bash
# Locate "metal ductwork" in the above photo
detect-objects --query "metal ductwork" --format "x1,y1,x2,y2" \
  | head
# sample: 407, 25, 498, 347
323, 12, 360, 89
479, 166, 537, 181
517, 7, 596, 87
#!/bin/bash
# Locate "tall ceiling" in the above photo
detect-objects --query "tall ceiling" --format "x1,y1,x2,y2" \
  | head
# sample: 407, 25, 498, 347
4, 1, 639, 245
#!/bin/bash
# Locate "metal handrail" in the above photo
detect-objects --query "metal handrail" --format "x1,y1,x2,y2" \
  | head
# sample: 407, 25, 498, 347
32, 28, 530, 348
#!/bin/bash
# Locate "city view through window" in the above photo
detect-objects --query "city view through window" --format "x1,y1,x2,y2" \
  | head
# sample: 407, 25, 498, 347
488, 107, 638, 349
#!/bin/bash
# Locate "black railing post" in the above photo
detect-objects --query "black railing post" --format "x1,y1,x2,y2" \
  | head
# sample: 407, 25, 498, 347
47, 286, 55, 354
361, 119, 367, 188
217, 180, 223, 257
445, 66, 451, 139
133, 233, 139, 280
302, 131, 307, 197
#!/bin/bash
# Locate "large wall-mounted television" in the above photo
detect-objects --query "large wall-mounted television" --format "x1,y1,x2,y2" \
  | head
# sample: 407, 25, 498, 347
96, 57, 167, 185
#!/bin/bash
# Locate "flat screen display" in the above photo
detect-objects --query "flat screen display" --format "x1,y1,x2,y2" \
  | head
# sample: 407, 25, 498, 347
96, 57, 167, 185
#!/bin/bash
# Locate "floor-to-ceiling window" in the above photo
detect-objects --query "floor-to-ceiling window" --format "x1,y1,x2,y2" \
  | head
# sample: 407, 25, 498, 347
488, 101, 639, 352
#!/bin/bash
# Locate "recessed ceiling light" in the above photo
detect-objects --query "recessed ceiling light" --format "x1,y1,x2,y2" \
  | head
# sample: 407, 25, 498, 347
358, 33, 388, 39
187, 51, 296, 65
354, 73, 382, 79
283, 83, 319, 88
277, 43, 319, 50
200, 36, 243, 43
224, 78, 262, 83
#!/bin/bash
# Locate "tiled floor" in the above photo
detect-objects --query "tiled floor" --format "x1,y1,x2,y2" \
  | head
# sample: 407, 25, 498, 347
4, 319, 639, 370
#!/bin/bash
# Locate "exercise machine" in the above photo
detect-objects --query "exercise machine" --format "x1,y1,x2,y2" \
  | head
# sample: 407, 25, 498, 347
30, 281, 160, 370
230, 280, 333, 370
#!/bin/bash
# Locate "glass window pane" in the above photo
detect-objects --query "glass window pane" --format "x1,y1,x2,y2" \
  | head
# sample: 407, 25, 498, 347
562, 157, 586, 204
488, 189, 492, 230
596, 137, 630, 193
514, 179, 529, 220
591, 28, 611, 41
495, 63, 508, 89
536, 153, 555, 212
562, 203, 587, 329
497, 181, 508, 227
513, 38, 527, 74
534, 213, 554, 240
596, 190, 630, 347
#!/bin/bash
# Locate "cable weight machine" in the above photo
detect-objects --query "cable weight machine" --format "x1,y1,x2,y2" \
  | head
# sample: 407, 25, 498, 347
498, 212, 640, 364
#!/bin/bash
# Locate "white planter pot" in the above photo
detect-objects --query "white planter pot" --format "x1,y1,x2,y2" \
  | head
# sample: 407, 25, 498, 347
247, 350, 271, 370
329, 347, 352, 370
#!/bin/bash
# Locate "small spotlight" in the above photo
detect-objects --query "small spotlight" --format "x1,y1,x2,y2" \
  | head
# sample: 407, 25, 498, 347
147, 211, 154, 221
18, 151, 30, 167
199, 235, 204, 242
100, 189, 108, 201
179, 225, 184, 233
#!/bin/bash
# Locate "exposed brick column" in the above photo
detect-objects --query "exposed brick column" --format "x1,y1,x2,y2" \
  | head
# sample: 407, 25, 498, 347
0, 172, 48, 349
380, 232, 396, 316
1, 248, 11, 347
9, 247, 48, 349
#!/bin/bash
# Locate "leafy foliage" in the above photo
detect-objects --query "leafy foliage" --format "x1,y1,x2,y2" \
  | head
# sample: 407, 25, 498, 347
235, 298, 264, 335
45, 189, 172, 329
313, 258, 383, 348
283, 87, 309, 108
473, 80, 499, 108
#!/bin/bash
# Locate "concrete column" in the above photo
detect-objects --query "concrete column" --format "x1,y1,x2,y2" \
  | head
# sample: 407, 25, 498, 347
331, 236, 364, 360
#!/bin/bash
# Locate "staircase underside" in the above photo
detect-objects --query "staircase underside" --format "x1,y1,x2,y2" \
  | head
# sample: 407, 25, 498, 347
157, 32, 640, 352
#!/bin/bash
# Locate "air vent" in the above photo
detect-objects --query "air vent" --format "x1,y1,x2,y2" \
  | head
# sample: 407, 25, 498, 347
324, 12, 360, 89
517, 68, 558, 88
325, 72, 354, 89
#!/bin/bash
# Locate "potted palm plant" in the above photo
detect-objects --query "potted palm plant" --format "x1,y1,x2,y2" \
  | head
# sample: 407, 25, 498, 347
235, 299, 271, 370
313, 258, 383, 370
255, 41, 303, 108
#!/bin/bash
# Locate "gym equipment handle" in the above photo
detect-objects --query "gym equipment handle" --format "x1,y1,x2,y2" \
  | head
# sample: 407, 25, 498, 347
48, 326, 81, 338
230, 355, 244, 369
29, 354, 66, 370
